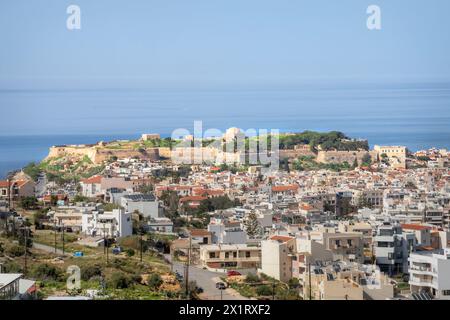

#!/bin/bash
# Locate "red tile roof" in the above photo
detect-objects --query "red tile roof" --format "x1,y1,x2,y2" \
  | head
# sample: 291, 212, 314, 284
270, 235, 294, 243
401, 224, 432, 231
0, 180, 33, 188
193, 189, 225, 196
272, 185, 299, 192
189, 229, 211, 237
0, 180, 9, 188
179, 196, 207, 203
81, 175, 102, 184
43, 194, 68, 201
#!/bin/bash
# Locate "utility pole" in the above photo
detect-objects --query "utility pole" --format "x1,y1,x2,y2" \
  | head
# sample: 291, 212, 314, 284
23, 227, 28, 275
140, 231, 143, 262
62, 223, 65, 255
7, 179, 11, 211
185, 235, 192, 298
103, 223, 106, 255
372, 241, 376, 265
54, 220, 57, 254
308, 261, 312, 300
272, 281, 276, 300
106, 231, 109, 264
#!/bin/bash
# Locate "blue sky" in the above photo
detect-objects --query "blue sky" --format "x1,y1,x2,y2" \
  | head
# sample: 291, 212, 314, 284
0, 0, 449, 89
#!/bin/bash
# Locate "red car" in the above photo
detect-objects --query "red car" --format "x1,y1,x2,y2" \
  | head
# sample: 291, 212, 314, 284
227, 270, 241, 277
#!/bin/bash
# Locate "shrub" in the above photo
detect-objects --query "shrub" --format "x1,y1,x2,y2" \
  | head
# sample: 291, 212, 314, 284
82, 264, 102, 281
244, 273, 259, 283
109, 272, 132, 289
256, 285, 273, 296
126, 248, 135, 257
148, 274, 163, 289
2, 261, 22, 273
288, 278, 300, 288
6, 244, 25, 257
20, 197, 38, 210
31, 263, 62, 281
131, 273, 143, 284
118, 236, 148, 252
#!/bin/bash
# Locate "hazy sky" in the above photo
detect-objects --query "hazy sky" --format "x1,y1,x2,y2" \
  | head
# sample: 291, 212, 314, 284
0, 0, 450, 89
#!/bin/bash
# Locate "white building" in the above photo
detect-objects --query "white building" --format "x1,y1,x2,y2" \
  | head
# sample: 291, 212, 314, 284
81, 208, 132, 238
260, 235, 296, 282
409, 249, 450, 300
207, 220, 247, 245
147, 217, 174, 234
120, 194, 161, 218
0, 273, 36, 300
374, 222, 414, 275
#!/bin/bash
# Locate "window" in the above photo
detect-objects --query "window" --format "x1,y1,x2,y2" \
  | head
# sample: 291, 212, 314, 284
225, 252, 229, 259
377, 242, 390, 248
442, 290, 450, 296
335, 240, 341, 247
233, 252, 237, 258
209, 252, 216, 259
388, 253, 394, 260
245, 251, 251, 258
347, 239, 353, 247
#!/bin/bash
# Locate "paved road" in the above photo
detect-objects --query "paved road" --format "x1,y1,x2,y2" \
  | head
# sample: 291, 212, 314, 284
33, 242, 65, 255
165, 254, 249, 300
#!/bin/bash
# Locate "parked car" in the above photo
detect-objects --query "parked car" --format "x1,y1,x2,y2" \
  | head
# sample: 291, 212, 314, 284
112, 246, 122, 255
216, 282, 226, 290
196, 286, 204, 294
227, 270, 241, 277
73, 251, 84, 257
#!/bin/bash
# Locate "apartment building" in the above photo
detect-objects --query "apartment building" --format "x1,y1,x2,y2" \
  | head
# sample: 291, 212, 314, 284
299, 262, 393, 300
409, 249, 450, 300
81, 208, 132, 238
199, 244, 261, 270
310, 228, 365, 264
260, 235, 296, 282
146, 217, 174, 234
207, 220, 247, 244
80, 176, 102, 198
374, 222, 414, 275
120, 194, 161, 218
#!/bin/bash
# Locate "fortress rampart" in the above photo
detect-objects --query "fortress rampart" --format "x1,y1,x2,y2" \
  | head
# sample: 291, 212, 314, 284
47, 145, 159, 164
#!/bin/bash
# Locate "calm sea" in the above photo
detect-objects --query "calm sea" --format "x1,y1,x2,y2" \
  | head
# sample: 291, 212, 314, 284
1, 81, 450, 178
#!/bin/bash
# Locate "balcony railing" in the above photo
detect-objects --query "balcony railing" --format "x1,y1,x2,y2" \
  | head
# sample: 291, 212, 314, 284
410, 266, 433, 272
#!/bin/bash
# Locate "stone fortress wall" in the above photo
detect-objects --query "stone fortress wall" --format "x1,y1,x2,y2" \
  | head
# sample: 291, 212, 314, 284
47, 144, 159, 164
316, 150, 379, 165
